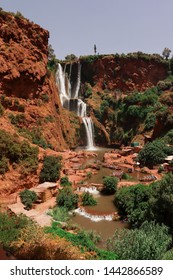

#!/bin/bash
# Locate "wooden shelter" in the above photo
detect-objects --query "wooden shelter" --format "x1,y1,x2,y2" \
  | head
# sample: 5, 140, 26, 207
31, 182, 58, 203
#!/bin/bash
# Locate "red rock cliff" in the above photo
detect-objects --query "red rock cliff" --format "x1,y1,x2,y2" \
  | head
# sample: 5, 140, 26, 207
81, 54, 168, 93
0, 11, 79, 151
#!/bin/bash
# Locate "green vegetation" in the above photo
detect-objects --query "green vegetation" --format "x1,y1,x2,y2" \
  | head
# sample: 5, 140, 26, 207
47, 44, 59, 72
80, 55, 100, 64
56, 187, 78, 210
45, 222, 118, 260
18, 127, 53, 149
39, 155, 62, 183
137, 139, 173, 168
60, 176, 72, 187
102, 176, 118, 194
0, 103, 4, 116
48, 207, 70, 223
65, 54, 77, 61
41, 93, 49, 103
19, 189, 37, 210
0, 156, 8, 174
149, 173, 173, 230
9, 113, 26, 127
0, 213, 32, 250
81, 191, 97, 206
115, 183, 153, 227
115, 173, 173, 233
0, 130, 38, 174
107, 221, 171, 260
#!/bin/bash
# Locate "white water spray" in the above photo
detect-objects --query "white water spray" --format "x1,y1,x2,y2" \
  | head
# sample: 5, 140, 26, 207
74, 208, 113, 222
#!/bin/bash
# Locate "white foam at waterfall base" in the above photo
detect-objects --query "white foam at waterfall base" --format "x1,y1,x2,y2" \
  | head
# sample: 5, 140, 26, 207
74, 208, 113, 222
76, 186, 100, 195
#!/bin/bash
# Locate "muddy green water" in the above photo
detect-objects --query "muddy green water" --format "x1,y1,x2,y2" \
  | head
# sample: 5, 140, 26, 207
71, 147, 129, 244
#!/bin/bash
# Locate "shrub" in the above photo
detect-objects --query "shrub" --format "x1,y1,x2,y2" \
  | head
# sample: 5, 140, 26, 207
81, 191, 97, 206
102, 176, 118, 194
41, 94, 49, 103
0, 156, 8, 174
149, 173, 173, 230
0, 130, 38, 173
48, 207, 70, 222
19, 189, 37, 210
46, 223, 118, 260
0, 213, 31, 250
144, 113, 156, 130
9, 113, 26, 127
30, 128, 48, 149
137, 140, 169, 168
107, 221, 171, 260
60, 176, 72, 187
44, 115, 54, 123
0, 103, 4, 116
115, 183, 153, 227
56, 187, 78, 210
39, 156, 62, 183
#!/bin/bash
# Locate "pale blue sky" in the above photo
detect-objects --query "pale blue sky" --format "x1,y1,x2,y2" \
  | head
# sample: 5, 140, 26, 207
0, 0, 173, 59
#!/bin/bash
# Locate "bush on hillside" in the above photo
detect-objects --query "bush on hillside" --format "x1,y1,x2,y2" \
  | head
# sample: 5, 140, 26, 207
56, 187, 78, 210
137, 140, 172, 168
39, 155, 62, 183
60, 176, 72, 187
19, 189, 37, 210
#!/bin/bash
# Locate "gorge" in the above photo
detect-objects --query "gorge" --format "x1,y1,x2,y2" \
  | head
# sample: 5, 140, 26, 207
1, 8, 173, 260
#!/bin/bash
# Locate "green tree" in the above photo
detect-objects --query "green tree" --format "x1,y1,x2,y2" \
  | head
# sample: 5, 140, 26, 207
47, 44, 59, 72
162, 47, 171, 60
19, 189, 37, 210
81, 191, 97, 206
149, 172, 173, 230
39, 156, 62, 183
137, 140, 169, 168
102, 176, 118, 194
115, 183, 153, 227
56, 187, 78, 210
0, 156, 8, 174
65, 54, 77, 61
107, 221, 171, 260
0, 213, 31, 250
60, 176, 72, 187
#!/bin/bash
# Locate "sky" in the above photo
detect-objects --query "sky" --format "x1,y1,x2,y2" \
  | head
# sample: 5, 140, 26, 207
0, 0, 173, 59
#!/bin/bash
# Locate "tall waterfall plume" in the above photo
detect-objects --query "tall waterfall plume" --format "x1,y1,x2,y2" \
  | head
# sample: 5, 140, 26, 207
56, 62, 96, 150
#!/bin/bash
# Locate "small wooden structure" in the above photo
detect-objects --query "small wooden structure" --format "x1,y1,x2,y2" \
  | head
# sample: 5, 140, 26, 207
0, 194, 17, 213
30, 182, 58, 203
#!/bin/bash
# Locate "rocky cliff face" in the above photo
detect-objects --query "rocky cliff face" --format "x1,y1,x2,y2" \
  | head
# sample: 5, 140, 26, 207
81, 54, 168, 93
0, 10, 80, 194
79, 54, 170, 146
0, 10, 79, 151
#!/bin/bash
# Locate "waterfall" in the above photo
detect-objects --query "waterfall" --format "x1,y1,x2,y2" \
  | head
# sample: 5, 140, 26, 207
56, 62, 96, 150
56, 64, 69, 108
83, 117, 95, 149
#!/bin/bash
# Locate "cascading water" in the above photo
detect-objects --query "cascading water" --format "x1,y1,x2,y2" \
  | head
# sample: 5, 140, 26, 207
56, 62, 96, 150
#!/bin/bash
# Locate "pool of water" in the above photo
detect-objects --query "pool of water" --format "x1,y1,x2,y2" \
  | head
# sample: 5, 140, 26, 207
71, 147, 143, 244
